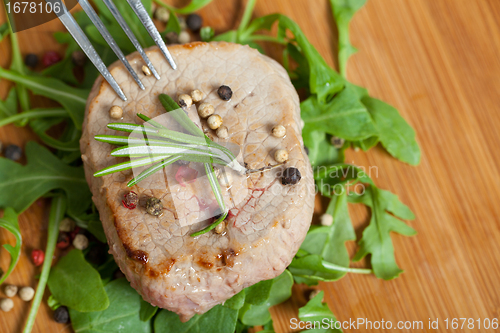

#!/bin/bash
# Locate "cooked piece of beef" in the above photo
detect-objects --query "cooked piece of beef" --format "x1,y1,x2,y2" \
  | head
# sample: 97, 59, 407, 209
80, 42, 314, 321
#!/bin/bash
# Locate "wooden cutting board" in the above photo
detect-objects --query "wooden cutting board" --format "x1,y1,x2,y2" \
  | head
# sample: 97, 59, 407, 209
1, 0, 500, 332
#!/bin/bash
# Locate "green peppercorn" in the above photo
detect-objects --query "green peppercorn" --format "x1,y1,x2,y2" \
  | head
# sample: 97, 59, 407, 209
146, 197, 163, 216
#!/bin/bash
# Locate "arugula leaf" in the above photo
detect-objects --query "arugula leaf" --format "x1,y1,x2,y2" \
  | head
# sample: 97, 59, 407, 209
0, 87, 18, 119
139, 299, 158, 321
0, 208, 21, 285
0, 141, 91, 215
289, 191, 355, 284
223, 290, 246, 310
298, 291, 342, 333
0, 67, 88, 129
303, 129, 345, 167
164, 10, 181, 35
154, 305, 238, 333
0, 23, 8, 41
301, 85, 376, 141
329, 0, 367, 77
153, 0, 213, 14
361, 96, 421, 165
349, 186, 416, 279
41, 32, 81, 85
87, 219, 107, 243
70, 278, 152, 333
243, 278, 273, 305
238, 270, 293, 326
48, 249, 109, 312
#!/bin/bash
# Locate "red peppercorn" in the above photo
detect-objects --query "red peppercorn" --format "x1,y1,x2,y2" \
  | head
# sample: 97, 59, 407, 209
56, 233, 70, 249
42, 51, 62, 67
69, 226, 81, 241
31, 249, 45, 266
122, 191, 138, 209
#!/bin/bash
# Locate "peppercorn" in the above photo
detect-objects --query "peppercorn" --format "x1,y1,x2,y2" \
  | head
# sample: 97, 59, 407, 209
274, 149, 289, 163
216, 125, 229, 139
54, 306, 70, 324
71, 50, 86, 67
197, 103, 214, 118
4, 285, 18, 298
178, 31, 191, 44
217, 85, 232, 101
207, 114, 223, 130
165, 32, 178, 44
272, 125, 286, 138
0, 298, 14, 312
141, 65, 152, 76
59, 217, 75, 232
42, 51, 62, 67
69, 226, 81, 241
109, 105, 123, 119
73, 234, 89, 250
190, 90, 204, 103
31, 249, 44, 266
178, 16, 187, 30
122, 191, 138, 209
217, 171, 232, 187
178, 94, 193, 109
146, 197, 163, 216
320, 214, 333, 226
19, 287, 35, 301
186, 14, 203, 31
331, 136, 345, 148
281, 167, 301, 185
24, 53, 38, 68
154, 7, 170, 23
56, 233, 70, 249
214, 221, 226, 234
4, 144, 22, 161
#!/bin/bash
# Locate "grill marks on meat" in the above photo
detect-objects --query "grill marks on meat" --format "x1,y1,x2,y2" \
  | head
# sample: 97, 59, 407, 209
80, 42, 314, 321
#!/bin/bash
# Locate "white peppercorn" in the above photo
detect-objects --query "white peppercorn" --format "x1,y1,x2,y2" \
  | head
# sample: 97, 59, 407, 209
141, 65, 152, 76
59, 218, 75, 232
207, 114, 223, 130
197, 103, 214, 118
0, 298, 14, 312
19, 286, 35, 301
178, 31, 191, 44
109, 105, 123, 119
274, 149, 289, 163
214, 221, 226, 234
320, 214, 333, 226
178, 94, 193, 109
177, 16, 187, 30
272, 125, 286, 138
73, 234, 89, 250
216, 125, 229, 139
154, 7, 170, 23
4, 285, 17, 298
190, 89, 204, 103
309, 289, 323, 301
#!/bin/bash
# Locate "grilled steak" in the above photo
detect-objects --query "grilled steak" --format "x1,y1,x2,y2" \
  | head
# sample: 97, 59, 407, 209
80, 42, 314, 321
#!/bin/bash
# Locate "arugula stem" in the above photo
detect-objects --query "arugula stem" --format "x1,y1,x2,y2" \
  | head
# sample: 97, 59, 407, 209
23, 195, 66, 333
152, 0, 175, 12
321, 261, 372, 274
0, 108, 67, 127
247, 34, 287, 45
237, 0, 258, 37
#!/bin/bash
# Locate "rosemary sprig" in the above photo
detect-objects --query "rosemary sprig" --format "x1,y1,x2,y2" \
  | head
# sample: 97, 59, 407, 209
94, 94, 243, 237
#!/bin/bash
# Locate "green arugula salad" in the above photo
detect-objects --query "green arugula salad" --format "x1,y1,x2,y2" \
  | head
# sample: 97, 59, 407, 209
0, 0, 420, 332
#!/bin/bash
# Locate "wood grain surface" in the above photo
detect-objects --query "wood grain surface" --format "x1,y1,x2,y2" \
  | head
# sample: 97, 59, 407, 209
1, 0, 500, 332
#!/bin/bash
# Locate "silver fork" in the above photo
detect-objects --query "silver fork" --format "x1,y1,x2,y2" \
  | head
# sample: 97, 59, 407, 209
45, 0, 177, 101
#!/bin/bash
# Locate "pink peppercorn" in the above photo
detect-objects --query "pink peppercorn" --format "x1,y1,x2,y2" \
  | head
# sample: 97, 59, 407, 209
31, 249, 44, 266
42, 51, 62, 67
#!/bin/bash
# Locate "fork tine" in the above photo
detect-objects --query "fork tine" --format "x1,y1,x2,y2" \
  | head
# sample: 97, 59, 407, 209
44, 0, 127, 101
126, 0, 177, 70
102, 0, 161, 80
79, 0, 146, 90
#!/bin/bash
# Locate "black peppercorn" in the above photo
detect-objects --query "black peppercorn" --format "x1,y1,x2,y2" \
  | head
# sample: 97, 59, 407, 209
331, 136, 345, 149
54, 306, 70, 324
217, 85, 232, 101
146, 197, 163, 216
281, 167, 301, 185
186, 14, 203, 31
24, 54, 38, 68
4, 144, 22, 161
72, 50, 86, 67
